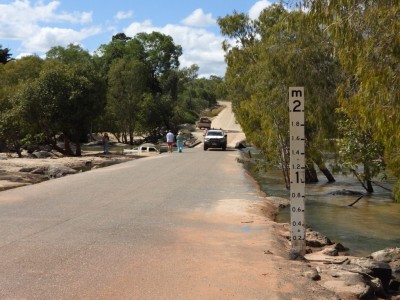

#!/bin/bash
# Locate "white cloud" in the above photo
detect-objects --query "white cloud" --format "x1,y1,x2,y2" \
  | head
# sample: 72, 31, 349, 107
124, 20, 154, 35
0, 0, 92, 26
181, 8, 215, 27
124, 21, 226, 77
249, 0, 273, 19
0, 1, 226, 77
0, 0, 99, 54
21, 26, 101, 53
114, 10, 133, 21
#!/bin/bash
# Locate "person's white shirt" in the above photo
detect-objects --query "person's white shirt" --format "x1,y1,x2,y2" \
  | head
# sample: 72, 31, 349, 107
166, 131, 174, 142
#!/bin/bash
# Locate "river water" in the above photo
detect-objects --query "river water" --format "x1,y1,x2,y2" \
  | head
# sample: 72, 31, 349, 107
247, 160, 400, 256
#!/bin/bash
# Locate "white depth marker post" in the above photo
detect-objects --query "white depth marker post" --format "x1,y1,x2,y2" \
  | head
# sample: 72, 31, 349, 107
289, 87, 306, 258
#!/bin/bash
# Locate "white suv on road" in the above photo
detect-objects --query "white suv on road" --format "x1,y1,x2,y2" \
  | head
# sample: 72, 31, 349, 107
203, 129, 227, 151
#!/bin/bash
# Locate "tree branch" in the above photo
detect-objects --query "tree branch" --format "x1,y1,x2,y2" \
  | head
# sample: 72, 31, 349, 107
348, 195, 364, 207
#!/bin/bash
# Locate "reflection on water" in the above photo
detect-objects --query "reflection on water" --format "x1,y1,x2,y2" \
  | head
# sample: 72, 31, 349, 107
250, 164, 400, 256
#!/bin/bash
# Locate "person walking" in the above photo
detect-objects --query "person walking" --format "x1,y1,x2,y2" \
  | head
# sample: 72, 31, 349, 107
166, 130, 174, 153
102, 133, 110, 154
176, 131, 185, 153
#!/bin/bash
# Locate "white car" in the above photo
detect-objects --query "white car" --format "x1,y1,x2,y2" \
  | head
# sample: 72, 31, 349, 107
203, 129, 227, 151
123, 143, 159, 154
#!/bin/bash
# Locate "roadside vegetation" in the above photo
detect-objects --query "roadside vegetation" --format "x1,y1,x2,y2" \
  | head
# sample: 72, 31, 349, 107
218, 2, 400, 201
200, 104, 227, 118
1, 2, 398, 202
0, 33, 226, 156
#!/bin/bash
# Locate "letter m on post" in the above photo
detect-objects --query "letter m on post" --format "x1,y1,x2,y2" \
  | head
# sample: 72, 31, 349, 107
291, 90, 303, 98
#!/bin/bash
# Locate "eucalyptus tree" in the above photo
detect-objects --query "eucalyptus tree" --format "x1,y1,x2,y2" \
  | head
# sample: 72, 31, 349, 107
135, 32, 183, 129
191, 77, 219, 110
2, 55, 43, 85
0, 45, 13, 64
46, 44, 92, 65
179, 64, 199, 111
112, 32, 131, 42
168, 65, 206, 126
305, 0, 400, 200
0, 95, 24, 156
0, 56, 43, 155
135, 32, 182, 80
218, 4, 341, 187
338, 113, 385, 193
19, 59, 106, 156
95, 31, 184, 133
208, 75, 227, 101
135, 66, 219, 137
94, 34, 145, 76
107, 57, 152, 144
178, 66, 220, 111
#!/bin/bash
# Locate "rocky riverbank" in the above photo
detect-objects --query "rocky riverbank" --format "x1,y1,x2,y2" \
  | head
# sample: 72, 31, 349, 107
0, 151, 136, 191
240, 148, 400, 299
264, 197, 400, 299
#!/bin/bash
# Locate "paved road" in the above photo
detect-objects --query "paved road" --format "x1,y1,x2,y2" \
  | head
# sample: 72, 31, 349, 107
0, 103, 336, 299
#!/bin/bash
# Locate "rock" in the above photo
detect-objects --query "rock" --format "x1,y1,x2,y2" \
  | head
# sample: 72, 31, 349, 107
371, 247, 400, 278
304, 267, 321, 280
306, 229, 333, 247
322, 280, 371, 299
371, 248, 400, 263
19, 167, 37, 172
322, 247, 339, 256
31, 167, 47, 174
370, 277, 386, 298
235, 142, 247, 149
47, 165, 77, 178
289, 250, 306, 260
334, 243, 349, 252
323, 266, 372, 299
352, 257, 392, 289
393, 262, 400, 274
389, 279, 400, 291
32, 151, 52, 158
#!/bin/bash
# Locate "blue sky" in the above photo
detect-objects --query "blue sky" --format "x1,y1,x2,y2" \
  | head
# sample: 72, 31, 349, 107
0, 0, 284, 77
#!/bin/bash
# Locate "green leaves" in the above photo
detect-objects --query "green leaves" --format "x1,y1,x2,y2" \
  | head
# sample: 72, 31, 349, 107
219, 4, 341, 186
16, 55, 106, 155
0, 45, 13, 64
307, 0, 400, 200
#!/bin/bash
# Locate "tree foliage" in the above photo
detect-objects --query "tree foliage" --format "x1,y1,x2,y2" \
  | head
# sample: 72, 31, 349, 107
305, 0, 400, 200
135, 32, 182, 78
1, 32, 221, 157
0, 45, 13, 64
107, 58, 151, 144
338, 113, 385, 193
18, 50, 106, 156
0, 56, 44, 155
95, 31, 217, 136
218, 4, 341, 187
